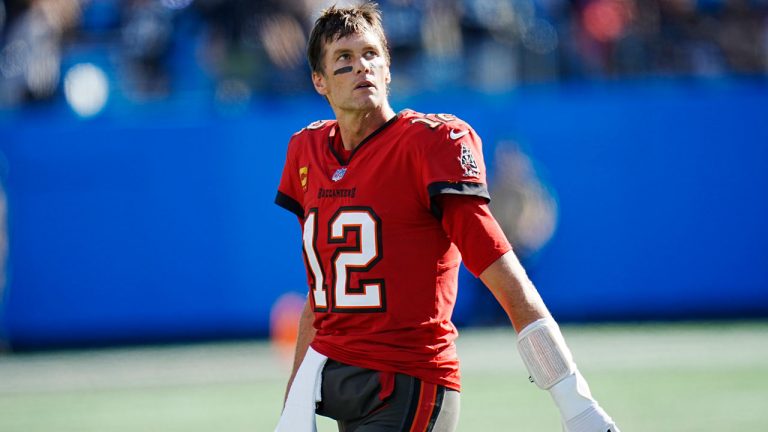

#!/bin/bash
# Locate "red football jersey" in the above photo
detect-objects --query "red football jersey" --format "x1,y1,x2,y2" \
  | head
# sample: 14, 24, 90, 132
275, 110, 490, 391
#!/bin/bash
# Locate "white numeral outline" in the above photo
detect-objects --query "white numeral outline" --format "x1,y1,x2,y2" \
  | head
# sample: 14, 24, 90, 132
410, 113, 457, 129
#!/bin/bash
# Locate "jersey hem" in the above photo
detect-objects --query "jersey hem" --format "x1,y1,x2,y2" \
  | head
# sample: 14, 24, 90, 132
310, 342, 462, 392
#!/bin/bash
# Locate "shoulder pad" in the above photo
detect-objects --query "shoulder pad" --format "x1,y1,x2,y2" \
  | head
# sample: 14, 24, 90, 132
293, 119, 334, 137
305, 120, 331, 130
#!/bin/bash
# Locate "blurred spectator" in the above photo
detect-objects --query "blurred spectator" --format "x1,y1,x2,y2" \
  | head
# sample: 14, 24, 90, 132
489, 141, 558, 260
120, 0, 173, 98
420, 0, 464, 89
194, 0, 313, 103
0, 1, 6, 35
718, 0, 767, 73
0, 0, 81, 106
379, 0, 422, 94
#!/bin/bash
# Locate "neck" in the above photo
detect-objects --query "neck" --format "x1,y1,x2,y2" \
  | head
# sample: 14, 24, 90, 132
334, 104, 397, 150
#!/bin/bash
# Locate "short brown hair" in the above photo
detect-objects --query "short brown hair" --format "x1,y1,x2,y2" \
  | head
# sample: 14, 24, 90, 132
307, 2, 391, 74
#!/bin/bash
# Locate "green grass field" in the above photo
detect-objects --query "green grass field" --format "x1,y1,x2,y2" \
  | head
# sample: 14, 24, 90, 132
1, 321, 767, 431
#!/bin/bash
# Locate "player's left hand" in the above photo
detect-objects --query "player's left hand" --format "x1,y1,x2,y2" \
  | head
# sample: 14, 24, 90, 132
561, 403, 620, 432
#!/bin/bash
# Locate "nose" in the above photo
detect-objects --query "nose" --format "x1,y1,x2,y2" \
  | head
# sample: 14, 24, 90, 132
356, 56, 372, 74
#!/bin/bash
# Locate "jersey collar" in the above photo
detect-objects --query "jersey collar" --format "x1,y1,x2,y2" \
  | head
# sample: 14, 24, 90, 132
328, 111, 402, 166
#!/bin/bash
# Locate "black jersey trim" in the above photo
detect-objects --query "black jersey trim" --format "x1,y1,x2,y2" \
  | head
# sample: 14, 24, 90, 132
328, 112, 402, 166
427, 181, 490, 219
275, 191, 304, 219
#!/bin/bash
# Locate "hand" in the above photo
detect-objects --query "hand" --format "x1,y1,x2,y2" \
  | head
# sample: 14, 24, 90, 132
561, 404, 620, 432
549, 371, 620, 432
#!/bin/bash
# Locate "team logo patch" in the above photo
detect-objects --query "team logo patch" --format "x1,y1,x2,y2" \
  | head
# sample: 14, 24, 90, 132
299, 166, 309, 191
331, 167, 347, 182
458, 143, 480, 178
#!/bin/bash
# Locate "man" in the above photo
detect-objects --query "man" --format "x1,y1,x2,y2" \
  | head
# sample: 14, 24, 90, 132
274, 3, 620, 431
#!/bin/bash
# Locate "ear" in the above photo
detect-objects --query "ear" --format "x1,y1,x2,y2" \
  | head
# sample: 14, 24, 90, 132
312, 71, 327, 96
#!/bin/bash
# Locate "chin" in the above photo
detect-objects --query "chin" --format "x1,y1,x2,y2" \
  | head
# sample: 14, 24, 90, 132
350, 99, 380, 112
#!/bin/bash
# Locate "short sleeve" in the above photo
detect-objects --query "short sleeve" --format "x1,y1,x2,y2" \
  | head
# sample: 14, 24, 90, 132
275, 138, 305, 219
436, 194, 512, 277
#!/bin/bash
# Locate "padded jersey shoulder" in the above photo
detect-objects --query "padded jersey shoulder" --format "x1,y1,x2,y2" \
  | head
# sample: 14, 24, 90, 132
399, 110, 478, 148
291, 119, 337, 139
400, 110, 474, 134
285, 119, 338, 158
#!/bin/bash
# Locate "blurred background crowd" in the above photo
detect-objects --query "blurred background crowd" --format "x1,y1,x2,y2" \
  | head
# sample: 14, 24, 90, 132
1, 0, 767, 113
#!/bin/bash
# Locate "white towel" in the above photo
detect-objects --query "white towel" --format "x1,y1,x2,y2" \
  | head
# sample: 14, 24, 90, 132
275, 347, 328, 432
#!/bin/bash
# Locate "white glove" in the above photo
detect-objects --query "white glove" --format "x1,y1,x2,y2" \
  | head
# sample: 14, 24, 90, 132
562, 405, 620, 432
550, 371, 620, 432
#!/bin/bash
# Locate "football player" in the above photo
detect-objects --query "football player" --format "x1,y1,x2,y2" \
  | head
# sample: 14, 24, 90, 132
274, 3, 620, 432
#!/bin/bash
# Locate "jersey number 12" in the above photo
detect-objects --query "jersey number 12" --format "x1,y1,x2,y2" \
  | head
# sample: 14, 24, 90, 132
303, 207, 385, 312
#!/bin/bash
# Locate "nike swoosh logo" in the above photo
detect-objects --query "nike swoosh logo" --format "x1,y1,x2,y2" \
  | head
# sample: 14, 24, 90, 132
449, 129, 469, 140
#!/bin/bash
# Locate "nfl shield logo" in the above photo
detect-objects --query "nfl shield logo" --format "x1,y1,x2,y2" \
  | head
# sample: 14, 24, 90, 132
332, 167, 347, 182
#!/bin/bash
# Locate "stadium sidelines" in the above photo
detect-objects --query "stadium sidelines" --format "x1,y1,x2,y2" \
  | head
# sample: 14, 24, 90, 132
0, 321, 766, 431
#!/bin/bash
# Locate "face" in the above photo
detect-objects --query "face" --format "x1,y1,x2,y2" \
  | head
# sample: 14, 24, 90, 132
312, 30, 391, 115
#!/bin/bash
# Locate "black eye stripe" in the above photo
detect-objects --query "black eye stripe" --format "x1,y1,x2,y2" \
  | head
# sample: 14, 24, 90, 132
333, 66, 354, 75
